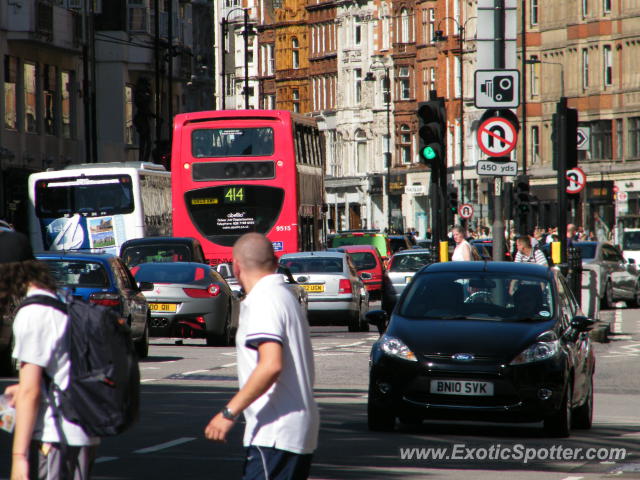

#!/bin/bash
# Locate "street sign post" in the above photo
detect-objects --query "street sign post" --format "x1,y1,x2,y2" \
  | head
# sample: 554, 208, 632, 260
566, 167, 586, 194
476, 160, 518, 176
458, 203, 474, 220
477, 116, 518, 157
577, 126, 591, 151
474, 70, 520, 108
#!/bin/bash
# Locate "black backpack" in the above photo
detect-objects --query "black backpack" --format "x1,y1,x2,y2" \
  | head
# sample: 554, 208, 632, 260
17, 294, 140, 437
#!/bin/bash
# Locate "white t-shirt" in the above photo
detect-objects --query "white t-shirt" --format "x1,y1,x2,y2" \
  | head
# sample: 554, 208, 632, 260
452, 240, 472, 261
12, 288, 97, 446
236, 274, 319, 455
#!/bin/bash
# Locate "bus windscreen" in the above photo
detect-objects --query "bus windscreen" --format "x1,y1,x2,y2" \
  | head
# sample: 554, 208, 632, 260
35, 175, 134, 217
192, 128, 274, 157
184, 185, 284, 246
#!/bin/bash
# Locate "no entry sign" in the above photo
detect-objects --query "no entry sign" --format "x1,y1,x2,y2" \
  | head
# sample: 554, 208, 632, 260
477, 116, 518, 157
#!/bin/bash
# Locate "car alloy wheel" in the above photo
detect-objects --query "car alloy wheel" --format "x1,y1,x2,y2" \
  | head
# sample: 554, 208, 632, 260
135, 317, 150, 359
603, 280, 614, 309
367, 385, 395, 432
544, 383, 572, 437
572, 375, 593, 429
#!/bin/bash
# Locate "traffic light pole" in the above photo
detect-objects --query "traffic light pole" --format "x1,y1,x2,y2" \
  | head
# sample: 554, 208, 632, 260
556, 97, 569, 264
492, 0, 506, 261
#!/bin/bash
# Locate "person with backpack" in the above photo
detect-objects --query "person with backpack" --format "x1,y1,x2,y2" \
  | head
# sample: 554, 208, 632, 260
514, 235, 548, 266
1, 231, 99, 480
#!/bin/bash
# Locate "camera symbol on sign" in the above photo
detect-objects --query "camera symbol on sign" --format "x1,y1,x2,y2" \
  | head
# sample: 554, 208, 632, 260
480, 76, 514, 102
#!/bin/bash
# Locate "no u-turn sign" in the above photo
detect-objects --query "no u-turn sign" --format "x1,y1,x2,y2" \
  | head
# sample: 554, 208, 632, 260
477, 116, 518, 157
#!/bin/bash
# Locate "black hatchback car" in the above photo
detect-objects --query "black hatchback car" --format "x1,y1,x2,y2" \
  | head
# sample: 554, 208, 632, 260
120, 237, 206, 268
366, 261, 595, 437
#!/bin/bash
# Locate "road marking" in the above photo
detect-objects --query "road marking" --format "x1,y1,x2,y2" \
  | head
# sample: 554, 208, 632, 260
560, 477, 584, 480
612, 309, 623, 334
221, 362, 237, 368
95, 456, 118, 464
182, 369, 208, 375
600, 342, 640, 358
140, 379, 156, 383
140, 366, 159, 370
134, 437, 196, 454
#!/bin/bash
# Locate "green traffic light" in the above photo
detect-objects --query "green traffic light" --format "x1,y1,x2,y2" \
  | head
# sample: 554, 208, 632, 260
422, 146, 436, 160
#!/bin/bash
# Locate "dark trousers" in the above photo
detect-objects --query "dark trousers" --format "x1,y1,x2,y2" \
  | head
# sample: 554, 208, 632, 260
242, 446, 313, 480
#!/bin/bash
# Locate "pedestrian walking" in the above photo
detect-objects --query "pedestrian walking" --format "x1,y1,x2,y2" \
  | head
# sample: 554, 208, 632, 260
1, 231, 98, 480
204, 233, 319, 480
451, 225, 474, 261
514, 235, 548, 266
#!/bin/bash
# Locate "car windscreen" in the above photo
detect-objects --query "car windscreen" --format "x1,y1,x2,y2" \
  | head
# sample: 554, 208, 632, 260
389, 253, 432, 272
399, 272, 554, 322
574, 243, 596, 260
348, 252, 377, 270
121, 244, 192, 267
623, 231, 640, 250
42, 260, 110, 288
132, 263, 209, 284
279, 258, 343, 274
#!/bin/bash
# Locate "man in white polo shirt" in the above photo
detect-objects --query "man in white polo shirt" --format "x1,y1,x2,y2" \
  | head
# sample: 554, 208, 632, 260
204, 233, 319, 480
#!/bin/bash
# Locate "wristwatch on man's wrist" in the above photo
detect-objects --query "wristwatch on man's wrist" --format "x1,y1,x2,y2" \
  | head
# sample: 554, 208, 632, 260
221, 406, 237, 421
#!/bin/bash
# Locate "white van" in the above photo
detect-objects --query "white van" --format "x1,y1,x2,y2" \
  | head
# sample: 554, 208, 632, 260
621, 228, 640, 264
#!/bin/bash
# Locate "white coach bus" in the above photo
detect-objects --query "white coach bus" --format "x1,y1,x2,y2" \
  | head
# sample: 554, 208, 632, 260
28, 162, 171, 255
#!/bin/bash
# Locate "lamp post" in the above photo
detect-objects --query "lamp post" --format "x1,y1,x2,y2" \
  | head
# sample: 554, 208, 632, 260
434, 16, 476, 213
221, 8, 252, 109
365, 61, 393, 232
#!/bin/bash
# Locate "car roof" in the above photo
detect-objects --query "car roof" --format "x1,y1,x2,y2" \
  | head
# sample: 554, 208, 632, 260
281, 251, 346, 259
135, 261, 210, 268
392, 248, 431, 256
420, 260, 551, 277
335, 244, 379, 253
36, 252, 115, 262
121, 237, 198, 246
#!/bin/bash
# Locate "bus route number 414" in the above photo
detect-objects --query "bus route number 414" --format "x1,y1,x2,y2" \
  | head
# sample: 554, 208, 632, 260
476, 160, 518, 177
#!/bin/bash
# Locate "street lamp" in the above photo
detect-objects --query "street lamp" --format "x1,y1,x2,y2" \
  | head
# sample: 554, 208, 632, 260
433, 16, 476, 211
221, 8, 253, 109
525, 56, 565, 98
365, 60, 393, 232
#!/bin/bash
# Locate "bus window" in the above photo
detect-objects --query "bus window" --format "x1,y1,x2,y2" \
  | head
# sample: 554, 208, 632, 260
192, 128, 274, 157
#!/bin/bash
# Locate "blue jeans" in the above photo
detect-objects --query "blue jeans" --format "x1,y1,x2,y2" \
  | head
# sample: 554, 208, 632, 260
242, 446, 313, 480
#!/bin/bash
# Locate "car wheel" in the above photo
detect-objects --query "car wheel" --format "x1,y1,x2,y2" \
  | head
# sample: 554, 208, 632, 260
601, 280, 614, 310
135, 316, 150, 359
367, 387, 395, 432
630, 282, 640, 308
544, 383, 572, 437
572, 374, 594, 430
359, 297, 370, 332
347, 308, 360, 332
207, 302, 233, 347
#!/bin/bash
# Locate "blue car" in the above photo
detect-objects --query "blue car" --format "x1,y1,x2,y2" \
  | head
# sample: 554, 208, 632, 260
37, 252, 151, 358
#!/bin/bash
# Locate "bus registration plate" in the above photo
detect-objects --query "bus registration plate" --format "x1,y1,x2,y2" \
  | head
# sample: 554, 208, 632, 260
149, 303, 178, 313
302, 284, 324, 293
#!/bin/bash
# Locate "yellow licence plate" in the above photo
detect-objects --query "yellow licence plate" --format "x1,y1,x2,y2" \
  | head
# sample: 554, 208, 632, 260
302, 284, 324, 293
149, 303, 178, 312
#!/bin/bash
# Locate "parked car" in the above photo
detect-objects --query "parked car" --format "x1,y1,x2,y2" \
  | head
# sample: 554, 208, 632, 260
388, 234, 415, 253
120, 237, 206, 268
131, 262, 238, 346
573, 241, 640, 309
366, 261, 596, 437
470, 239, 512, 261
328, 231, 392, 263
381, 249, 434, 313
621, 228, 640, 265
37, 252, 151, 358
332, 245, 386, 300
279, 252, 369, 332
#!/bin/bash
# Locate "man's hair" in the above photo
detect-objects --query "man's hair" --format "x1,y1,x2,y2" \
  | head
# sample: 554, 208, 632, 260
233, 233, 277, 272
516, 235, 532, 248
0, 260, 57, 318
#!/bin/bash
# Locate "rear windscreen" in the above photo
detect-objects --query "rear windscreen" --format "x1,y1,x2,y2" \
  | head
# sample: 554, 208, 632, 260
121, 245, 192, 267
348, 252, 377, 270
132, 263, 208, 284
192, 128, 274, 157
389, 253, 432, 272
43, 260, 109, 288
280, 258, 343, 274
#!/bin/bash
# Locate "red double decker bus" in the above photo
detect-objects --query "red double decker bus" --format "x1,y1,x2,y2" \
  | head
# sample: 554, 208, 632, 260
171, 110, 325, 264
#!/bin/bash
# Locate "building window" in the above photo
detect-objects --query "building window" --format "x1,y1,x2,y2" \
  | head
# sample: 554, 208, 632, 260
531, 0, 539, 25
354, 17, 361, 46
292, 88, 300, 113
591, 120, 612, 160
400, 8, 410, 43
399, 67, 410, 100
125, 84, 134, 145
603, 45, 612, 86
43, 65, 56, 135
629, 117, 640, 158
531, 126, 540, 164
356, 129, 367, 172
617, 119, 623, 160
292, 37, 300, 69
530, 61, 540, 96
354, 68, 362, 104
4, 56, 18, 130
429, 66, 436, 92
429, 9, 435, 44
60, 71, 72, 138
225, 73, 235, 96
582, 0, 589, 17
24, 63, 38, 133
582, 48, 589, 89
454, 57, 461, 98
400, 124, 412, 164
382, 15, 390, 50
603, 0, 611, 13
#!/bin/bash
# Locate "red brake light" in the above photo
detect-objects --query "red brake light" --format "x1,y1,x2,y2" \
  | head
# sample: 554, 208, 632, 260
183, 284, 221, 298
339, 279, 352, 294
89, 292, 120, 307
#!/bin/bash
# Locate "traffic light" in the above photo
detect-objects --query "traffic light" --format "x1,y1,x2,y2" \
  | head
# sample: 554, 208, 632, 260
417, 98, 447, 169
552, 100, 578, 171
514, 175, 530, 214
447, 187, 459, 214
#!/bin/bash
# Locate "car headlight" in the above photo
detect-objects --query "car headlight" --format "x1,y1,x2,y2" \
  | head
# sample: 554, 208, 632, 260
380, 335, 417, 362
510, 331, 559, 365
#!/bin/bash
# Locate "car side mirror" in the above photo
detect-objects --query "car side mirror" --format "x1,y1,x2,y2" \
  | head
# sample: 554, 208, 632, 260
360, 272, 373, 280
571, 315, 595, 332
365, 309, 388, 335
138, 281, 154, 292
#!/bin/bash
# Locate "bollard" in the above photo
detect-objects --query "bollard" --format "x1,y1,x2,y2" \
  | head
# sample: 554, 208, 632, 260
440, 241, 449, 262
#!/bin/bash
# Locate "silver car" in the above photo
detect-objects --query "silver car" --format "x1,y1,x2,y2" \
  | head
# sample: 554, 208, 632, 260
382, 249, 433, 313
279, 252, 369, 332
133, 262, 238, 346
